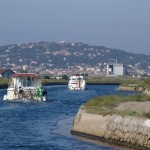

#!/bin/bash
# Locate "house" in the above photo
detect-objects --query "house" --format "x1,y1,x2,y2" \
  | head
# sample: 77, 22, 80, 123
0, 69, 15, 78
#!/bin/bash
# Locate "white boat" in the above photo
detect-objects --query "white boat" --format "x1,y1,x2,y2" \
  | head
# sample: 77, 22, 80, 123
3, 73, 48, 101
68, 75, 86, 90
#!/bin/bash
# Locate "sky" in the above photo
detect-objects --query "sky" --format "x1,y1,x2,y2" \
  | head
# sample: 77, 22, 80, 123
0, 0, 150, 55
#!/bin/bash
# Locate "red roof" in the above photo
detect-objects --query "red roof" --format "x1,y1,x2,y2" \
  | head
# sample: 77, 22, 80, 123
12, 73, 40, 78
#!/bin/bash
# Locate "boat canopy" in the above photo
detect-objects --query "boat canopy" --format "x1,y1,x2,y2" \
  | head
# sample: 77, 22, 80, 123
12, 73, 40, 78
69, 75, 84, 80
9, 73, 41, 88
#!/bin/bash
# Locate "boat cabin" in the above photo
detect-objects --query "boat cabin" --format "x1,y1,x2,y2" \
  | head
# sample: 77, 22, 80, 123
4, 73, 47, 101
9, 73, 41, 89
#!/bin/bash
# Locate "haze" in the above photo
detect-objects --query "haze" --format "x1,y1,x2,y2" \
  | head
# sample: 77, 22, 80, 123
0, 0, 150, 55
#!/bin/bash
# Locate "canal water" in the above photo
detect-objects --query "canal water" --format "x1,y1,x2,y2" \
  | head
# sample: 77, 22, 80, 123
0, 85, 137, 150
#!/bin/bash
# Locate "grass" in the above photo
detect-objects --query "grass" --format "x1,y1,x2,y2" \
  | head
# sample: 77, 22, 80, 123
42, 79, 68, 84
86, 76, 135, 84
118, 110, 139, 117
137, 79, 150, 90
0, 78, 68, 86
1, 76, 150, 89
143, 112, 150, 118
120, 78, 150, 90
0, 78, 9, 85
42, 76, 134, 85
84, 94, 150, 118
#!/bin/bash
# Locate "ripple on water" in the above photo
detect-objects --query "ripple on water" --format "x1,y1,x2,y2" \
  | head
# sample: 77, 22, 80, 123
0, 85, 137, 150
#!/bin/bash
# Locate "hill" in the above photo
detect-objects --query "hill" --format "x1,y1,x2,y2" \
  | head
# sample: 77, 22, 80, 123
0, 41, 150, 75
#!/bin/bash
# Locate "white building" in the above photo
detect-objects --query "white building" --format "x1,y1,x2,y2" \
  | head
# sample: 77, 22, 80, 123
107, 63, 127, 76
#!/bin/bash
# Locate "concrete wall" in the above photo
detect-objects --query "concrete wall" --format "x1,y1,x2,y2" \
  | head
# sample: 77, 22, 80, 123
118, 86, 144, 92
119, 86, 150, 95
144, 89, 150, 96
71, 107, 150, 149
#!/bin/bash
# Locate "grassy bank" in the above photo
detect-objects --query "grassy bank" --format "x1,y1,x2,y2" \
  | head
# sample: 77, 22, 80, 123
84, 94, 150, 118
120, 78, 150, 90
42, 79, 68, 85
0, 78, 9, 85
0, 78, 68, 86
86, 76, 135, 84
0, 76, 150, 89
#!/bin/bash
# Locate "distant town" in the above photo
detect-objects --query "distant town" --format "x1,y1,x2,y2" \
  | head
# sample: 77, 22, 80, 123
0, 41, 150, 78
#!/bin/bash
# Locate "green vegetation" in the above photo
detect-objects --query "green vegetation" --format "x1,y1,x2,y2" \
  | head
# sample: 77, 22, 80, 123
137, 79, 150, 90
61, 74, 69, 80
1, 75, 150, 91
86, 76, 139, 84
143, 112, 150, 118
41, 76, 138, 85
41, 78, 68, 85
0, 78, 9, 85
42, 76, 150, 89
84, 94, 150, 118
120, 78, 150, 90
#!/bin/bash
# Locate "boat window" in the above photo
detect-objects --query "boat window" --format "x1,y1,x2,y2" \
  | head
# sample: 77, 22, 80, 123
27, 77, 32, 87
22, 78, 27, 87
36, 79, 41, 87
17, 78, 22, 87
71, 83, 78, 84
30, 77, 35, 86
32, 78, 41, 87
22, 77, 35, 87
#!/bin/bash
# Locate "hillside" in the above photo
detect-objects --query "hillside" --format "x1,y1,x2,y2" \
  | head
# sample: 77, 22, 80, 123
0, 41, 150, 75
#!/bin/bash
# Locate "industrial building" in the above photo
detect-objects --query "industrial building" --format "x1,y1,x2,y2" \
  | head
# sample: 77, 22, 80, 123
107, 63, 127, 76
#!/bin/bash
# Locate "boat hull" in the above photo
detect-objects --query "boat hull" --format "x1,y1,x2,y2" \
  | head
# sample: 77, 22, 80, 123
3, 87, 47, 101
3, 94, 47, 101
68, 87, 86, 90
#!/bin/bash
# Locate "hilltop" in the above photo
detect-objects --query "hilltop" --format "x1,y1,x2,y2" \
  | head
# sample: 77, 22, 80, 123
0, 41, 150, 75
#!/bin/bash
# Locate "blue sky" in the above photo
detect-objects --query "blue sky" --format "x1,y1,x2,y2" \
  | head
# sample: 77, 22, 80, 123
0, 0, 150, 55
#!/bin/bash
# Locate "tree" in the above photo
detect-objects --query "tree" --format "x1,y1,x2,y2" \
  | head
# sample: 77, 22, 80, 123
62, 74, 68, 80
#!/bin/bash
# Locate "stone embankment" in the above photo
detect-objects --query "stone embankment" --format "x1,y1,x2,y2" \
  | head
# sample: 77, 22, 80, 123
144, 89, 150, 96
118, 86, 144, 92
119, 86, 150, 96
71, 106, 150, 149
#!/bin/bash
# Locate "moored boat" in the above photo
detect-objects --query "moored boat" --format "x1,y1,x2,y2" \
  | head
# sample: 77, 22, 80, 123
68, 75, 86, 90
3, 73, 47, 101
